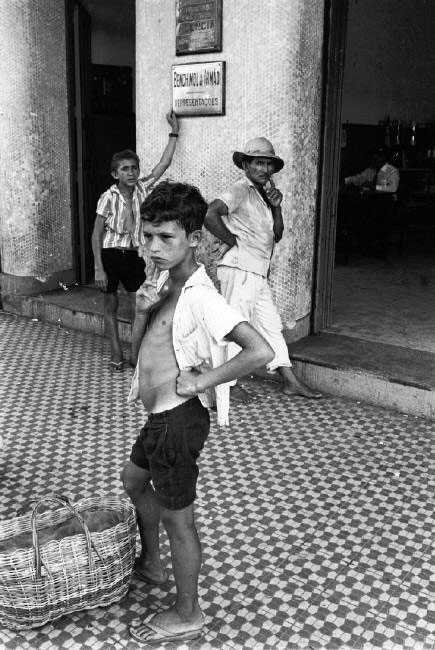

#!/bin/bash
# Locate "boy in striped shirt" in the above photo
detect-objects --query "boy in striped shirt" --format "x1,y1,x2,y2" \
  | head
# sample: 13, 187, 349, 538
91, 110, 180, 371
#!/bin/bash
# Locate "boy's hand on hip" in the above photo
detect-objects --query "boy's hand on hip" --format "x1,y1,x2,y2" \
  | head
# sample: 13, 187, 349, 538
95, 269, 108, 292
176, 369, 201, 397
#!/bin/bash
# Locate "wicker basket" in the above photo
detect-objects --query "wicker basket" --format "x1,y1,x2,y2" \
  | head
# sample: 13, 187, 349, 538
0, 494, 137, 630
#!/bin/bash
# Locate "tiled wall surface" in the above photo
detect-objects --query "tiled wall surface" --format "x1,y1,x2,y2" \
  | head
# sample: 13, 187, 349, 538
136, 0, 325, 329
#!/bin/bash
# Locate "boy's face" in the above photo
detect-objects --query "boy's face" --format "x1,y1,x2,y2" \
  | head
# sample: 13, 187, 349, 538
142, 220, 200, 271
112, 158, 140, 188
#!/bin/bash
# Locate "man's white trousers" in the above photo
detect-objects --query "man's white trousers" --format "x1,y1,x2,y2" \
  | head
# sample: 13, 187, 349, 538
217, 266, 292, 380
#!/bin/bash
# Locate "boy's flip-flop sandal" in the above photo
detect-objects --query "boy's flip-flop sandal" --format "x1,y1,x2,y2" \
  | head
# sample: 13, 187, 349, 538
133, 566, 169, 586
109, 360, 124, 372
129, 616, 204, 645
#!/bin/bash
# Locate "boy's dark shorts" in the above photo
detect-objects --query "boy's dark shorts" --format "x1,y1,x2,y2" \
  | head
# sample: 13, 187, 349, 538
101, 248, 145, 293
130, 397, 210, 510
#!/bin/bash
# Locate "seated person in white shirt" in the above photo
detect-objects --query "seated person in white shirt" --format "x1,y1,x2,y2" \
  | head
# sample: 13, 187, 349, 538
342, 148, 400, 259
344, 147, 400, 194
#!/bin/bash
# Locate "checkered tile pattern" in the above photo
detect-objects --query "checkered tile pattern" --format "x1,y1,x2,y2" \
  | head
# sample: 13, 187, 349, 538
0, 311, 434, 649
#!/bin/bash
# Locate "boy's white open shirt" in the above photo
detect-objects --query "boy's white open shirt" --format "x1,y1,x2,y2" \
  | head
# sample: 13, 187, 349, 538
128, 264, 246, 426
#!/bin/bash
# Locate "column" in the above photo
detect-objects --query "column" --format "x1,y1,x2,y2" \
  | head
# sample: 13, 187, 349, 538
0, 0, 74, 304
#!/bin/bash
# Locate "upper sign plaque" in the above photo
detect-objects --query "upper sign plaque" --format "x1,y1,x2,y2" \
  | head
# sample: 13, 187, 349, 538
175, 0, 222, 55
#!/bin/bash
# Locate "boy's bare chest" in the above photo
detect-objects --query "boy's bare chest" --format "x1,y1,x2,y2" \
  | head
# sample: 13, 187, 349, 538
145, 291, 180, 343
120, 193, 133, 208
153, 298, 176, 329
140, 305, 177, 375
119, 195, 134, 225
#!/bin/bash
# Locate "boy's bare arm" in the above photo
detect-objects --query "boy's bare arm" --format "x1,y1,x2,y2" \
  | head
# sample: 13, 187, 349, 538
131, 309, 151, 366
176, 322, 274, 396
141, 110, 180, 184
91, 215, 107, 290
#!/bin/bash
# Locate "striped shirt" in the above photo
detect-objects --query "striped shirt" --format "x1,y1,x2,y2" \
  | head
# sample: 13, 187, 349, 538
128, 264, 246, 426
96, 177, 155, 249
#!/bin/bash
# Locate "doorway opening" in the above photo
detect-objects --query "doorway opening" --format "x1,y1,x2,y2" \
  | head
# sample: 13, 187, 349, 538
317, 0, 435, 356
66, 0, 135, 285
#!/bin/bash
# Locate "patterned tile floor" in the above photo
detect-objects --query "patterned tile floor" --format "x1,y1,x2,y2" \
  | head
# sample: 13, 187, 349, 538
0, 311, 434, 650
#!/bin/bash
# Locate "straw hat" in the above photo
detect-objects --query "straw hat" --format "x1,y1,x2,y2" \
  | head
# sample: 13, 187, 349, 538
233, 137, 284, 172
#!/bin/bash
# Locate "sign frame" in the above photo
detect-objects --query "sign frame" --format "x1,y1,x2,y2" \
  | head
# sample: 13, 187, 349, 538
175, 0, 223, 56
172, 61, 226, 117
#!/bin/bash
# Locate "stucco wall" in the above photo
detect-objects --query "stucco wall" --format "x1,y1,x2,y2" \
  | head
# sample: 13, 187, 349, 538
0, 0, 72, 285
136, 0, 324, 331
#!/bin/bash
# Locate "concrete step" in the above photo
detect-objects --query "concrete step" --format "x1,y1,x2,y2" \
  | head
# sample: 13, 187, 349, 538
3, 288, 435, 420
2, 286, 134, 342
288, 332, 435, 420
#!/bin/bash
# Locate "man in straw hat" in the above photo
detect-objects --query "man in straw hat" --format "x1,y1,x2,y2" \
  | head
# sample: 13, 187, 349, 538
204, 137, 321, 402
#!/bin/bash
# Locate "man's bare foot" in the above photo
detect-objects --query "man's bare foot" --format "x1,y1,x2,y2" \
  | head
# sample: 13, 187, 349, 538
281, 378, 322, 399
133, 557, 168, 585
230, 384, 253, 403
278, 367, 322, 399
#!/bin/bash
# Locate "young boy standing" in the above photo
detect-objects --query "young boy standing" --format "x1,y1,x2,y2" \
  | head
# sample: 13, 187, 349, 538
91, 110, 179, 371
122, 181, 273, 645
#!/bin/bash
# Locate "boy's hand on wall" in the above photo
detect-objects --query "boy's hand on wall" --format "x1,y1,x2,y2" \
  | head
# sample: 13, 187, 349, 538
166, 109, 179, 134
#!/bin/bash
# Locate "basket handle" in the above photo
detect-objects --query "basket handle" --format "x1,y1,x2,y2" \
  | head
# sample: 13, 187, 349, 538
16, 493, 72, 516
30, 495, 96, 579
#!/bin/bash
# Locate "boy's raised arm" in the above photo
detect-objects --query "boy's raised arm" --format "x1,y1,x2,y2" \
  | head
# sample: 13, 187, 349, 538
141, 110, 180, 184
176, 321, 274, 396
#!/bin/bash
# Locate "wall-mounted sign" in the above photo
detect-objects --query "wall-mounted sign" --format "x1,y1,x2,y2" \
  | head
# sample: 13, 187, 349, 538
175, 0, 222, 55
172, 61, 225, 116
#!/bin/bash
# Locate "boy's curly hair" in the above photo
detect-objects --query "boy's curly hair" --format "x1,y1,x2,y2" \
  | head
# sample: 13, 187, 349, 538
140, 181, 208, 235
110, 149, 140, 173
